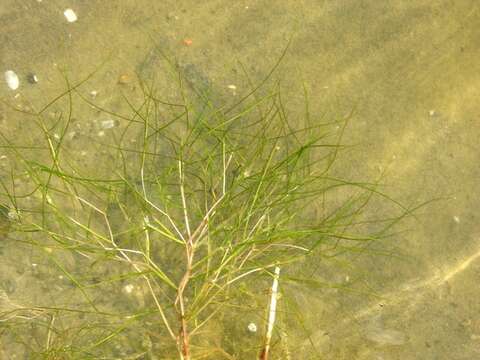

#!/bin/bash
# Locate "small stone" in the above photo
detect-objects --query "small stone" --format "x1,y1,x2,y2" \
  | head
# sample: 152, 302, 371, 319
247, 322, 257, 333
183, 38, 193, 46
89, 90, 98, 98
118, 74, 131, 85
124, 284, 134, 294
101, 119, 117, 129
429, 110, 436, 117
227, 84, 237, 95
26, 73, 39, 84
64, 8, 78, 23
453, 216, 460, 224
4, 70, 19, 90
166, 12, 179, 21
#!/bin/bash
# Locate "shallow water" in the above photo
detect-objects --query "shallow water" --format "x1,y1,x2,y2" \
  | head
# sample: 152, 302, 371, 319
1, 1, 480, 359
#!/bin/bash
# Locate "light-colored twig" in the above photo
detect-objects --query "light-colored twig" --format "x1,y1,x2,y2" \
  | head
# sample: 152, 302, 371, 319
260, 266, 281, 360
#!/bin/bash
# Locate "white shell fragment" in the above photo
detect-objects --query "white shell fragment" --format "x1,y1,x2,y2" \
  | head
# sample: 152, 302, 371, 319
227, 84, 237, 96
247, 322, 257, 333
4, 70, 19, 90
64, 8, 78, 23
101, 119, 116, 129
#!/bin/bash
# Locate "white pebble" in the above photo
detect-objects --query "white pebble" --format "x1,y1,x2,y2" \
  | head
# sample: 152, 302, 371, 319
101, 119, 116, 129
247, 322, 257, 333
64, 8, 78, 23
4, 70, 19, 90
124, 284, 134, 294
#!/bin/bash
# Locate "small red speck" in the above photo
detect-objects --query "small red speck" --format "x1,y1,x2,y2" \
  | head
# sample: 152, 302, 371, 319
183, 38, 193, 46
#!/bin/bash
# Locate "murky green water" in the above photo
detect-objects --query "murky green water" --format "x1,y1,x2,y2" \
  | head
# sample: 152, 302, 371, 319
1, 1, 479, 359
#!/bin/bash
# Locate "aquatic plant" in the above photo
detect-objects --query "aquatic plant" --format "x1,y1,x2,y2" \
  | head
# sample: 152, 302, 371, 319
0, 50, 408, 359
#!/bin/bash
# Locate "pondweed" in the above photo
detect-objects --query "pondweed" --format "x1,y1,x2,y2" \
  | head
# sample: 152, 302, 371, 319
0, 51, 410, 359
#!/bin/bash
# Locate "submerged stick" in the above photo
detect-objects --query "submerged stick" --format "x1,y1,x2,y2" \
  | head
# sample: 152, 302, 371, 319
260, 266, 281, 360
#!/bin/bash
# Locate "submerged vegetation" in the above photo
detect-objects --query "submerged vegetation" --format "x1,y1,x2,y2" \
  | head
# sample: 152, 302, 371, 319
0, 51, 409, 359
